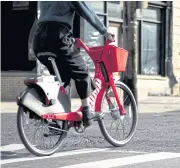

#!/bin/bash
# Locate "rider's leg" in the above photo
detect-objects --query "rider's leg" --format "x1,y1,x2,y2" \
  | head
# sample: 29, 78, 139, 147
33, 22, 72, 86
55, 46, 97, 127
56, 30, 98, 127
33, 22, 96, 127
81, 98, 89, 107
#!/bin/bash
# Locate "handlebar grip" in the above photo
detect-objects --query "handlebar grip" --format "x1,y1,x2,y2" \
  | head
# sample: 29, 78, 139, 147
106, 34, 115, 42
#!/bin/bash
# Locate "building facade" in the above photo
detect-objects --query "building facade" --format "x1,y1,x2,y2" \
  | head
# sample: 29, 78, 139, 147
1, 1, 180, 101
172, 1, 180, 95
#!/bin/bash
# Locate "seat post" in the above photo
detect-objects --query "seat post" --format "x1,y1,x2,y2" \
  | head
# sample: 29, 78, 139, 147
48, 57, 63, 85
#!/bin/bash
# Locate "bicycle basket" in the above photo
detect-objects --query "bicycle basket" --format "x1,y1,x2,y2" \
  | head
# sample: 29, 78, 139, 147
107, 45, 128, 72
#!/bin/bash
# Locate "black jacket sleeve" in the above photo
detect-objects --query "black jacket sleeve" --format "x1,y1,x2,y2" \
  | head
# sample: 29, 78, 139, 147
70, 1, 107, 35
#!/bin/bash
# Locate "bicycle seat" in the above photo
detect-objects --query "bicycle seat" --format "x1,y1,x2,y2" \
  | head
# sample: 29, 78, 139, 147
24, 77, 37, 85
37, 52, 57, 58
24, 75, 57, 86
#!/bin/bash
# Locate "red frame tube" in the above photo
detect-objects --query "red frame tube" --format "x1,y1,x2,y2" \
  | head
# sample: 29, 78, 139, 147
41, 39, 126, 121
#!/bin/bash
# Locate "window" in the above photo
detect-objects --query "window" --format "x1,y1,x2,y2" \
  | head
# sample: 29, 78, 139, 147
81, 2, 107, 71
141, 22, 161, 75
137, 7, 164, 75
81, 1, 123, 71
86, 1, 104, 13
12, 1, 29, 10
108, 23, 123, 47
108, 1, 123, 19
82, 16, 105, 70
107, 1, 123, 48
142, 8, 161, 21
84, 16, 105, 47
81, 1, 169, 75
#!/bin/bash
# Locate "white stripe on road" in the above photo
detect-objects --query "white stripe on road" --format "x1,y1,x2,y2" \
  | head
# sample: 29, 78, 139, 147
0, 110, 17, 113
1, 148, 108, 165
0, 143, 146, 155
108, 149, 146, 154
0, 144, 25, 152
60, 152, 180, 168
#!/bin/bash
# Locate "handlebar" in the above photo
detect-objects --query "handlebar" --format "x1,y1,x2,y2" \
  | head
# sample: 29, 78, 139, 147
75, 38, 90, 53
75, 38, 114, 54
106, 34, 115, 42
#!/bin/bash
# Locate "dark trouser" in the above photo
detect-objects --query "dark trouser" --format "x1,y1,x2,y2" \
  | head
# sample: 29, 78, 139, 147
33, 22, 94, 99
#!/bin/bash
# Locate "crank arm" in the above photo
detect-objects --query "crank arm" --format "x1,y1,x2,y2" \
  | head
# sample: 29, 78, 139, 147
48, 126, 68, 132
44, 133, 62, 137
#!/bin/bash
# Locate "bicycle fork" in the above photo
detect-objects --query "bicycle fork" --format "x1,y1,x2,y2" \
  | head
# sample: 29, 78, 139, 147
108, 75, 126, 116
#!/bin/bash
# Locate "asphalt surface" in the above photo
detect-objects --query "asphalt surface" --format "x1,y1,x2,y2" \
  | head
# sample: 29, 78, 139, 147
1, 110, 180, 168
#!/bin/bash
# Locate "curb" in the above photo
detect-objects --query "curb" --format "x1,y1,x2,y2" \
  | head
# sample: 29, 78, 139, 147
1, 96, 180, 114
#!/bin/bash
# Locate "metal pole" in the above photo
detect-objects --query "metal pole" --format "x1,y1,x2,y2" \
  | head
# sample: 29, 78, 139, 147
122, 1, 138, 103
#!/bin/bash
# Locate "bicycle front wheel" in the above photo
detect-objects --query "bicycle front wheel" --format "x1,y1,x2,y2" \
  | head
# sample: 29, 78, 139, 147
98, 81, 138, 147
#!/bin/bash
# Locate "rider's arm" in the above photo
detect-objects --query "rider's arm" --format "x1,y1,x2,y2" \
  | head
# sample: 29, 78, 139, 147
69, 1, 107, 35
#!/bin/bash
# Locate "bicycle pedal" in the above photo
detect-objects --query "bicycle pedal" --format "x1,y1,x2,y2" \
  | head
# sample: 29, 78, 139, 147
74, 121, 86, 133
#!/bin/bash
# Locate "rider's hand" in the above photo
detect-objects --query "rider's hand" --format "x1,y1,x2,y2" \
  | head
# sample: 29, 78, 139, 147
103, 32, 115, 42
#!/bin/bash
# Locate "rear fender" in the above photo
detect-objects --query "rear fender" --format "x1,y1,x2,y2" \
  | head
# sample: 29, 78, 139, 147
35, 80, 71, 112
18, 86, 65, 117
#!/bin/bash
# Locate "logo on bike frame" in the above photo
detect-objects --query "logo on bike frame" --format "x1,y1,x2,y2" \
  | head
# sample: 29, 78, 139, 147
88, 78, 102, 109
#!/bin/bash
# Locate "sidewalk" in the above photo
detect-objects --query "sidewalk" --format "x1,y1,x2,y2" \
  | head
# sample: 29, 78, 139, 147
1, 96, 180, 113
138, 96, 180, 113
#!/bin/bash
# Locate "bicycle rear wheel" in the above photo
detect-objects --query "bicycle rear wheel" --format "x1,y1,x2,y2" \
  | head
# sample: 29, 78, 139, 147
98, 81, 138, 147
17, 87, 68, 156
17, 106, 68, 156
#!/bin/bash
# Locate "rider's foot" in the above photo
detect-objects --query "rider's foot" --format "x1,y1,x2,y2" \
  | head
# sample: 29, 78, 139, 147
81, 106, 99, 128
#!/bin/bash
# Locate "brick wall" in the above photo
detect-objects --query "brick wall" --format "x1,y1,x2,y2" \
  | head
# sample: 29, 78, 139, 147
1, 72, 36, 101
1, 71, 121, 101
172, 1, 180, 95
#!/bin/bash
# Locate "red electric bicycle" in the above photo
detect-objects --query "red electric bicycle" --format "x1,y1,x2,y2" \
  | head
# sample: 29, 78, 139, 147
16, 38, 138, 156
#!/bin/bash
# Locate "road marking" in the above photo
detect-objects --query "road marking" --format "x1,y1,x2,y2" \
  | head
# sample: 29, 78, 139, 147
107, 149, 147, 154
60, 152, 180, 168
1, 148, 108, 165
0, 110, 17, 113
0, 144, 25, 152
0, 143, 146, 154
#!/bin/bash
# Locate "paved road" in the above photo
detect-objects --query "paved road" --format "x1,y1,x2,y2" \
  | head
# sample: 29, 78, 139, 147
1, 110, 180, 168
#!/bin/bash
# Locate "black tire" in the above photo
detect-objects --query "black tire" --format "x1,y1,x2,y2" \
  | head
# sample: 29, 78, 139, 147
17, 88, 68, 156
98, 81, 138, 147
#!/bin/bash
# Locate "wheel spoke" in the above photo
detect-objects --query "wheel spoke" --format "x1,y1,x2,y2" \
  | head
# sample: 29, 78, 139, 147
99, 83, 137, 146
18, 107, 67, 156
115, 120, 121, 140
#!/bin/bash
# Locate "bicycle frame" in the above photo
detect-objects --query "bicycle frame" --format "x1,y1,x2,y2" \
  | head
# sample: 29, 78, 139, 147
41, 38, 126, 121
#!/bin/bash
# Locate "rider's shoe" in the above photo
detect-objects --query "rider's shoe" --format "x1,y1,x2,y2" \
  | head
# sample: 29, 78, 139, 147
81, 106, 102, 128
